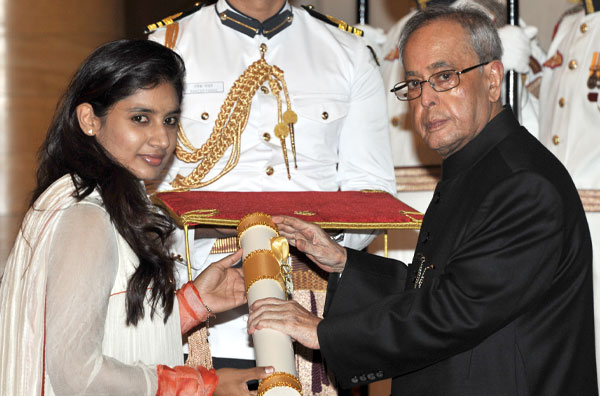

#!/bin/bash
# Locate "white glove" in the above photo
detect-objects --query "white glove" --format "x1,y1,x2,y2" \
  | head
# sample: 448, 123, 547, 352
498, 25, 538, 74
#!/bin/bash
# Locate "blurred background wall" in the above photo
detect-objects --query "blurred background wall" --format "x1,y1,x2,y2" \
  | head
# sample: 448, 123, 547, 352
0, 0, 575, 298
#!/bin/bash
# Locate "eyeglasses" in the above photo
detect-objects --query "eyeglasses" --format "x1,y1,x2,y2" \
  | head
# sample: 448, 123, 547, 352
390, 61, 491, 101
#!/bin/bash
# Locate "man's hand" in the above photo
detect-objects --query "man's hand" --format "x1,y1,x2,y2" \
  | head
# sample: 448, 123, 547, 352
192, 250, 245, 314
272, 215, 347, 273
248, 297, 322, 350
214, 366, 274, 396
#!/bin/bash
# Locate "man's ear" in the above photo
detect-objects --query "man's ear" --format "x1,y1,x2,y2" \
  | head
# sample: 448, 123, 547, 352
487, 59, 504, 103
75, 103, 101, 136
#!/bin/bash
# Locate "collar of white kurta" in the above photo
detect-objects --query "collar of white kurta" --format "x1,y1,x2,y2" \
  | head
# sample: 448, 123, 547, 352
216, 0, 293, 38
0, 174, 82, 396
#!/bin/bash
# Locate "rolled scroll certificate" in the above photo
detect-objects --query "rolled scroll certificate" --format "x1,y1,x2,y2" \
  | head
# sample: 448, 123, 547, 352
237, 212, 302, 396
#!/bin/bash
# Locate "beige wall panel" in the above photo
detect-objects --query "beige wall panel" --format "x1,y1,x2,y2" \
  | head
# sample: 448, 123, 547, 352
4, 0, 125, 34
0, 0, 126, 266
0, 213, 23, 270
521, 0, 574, 51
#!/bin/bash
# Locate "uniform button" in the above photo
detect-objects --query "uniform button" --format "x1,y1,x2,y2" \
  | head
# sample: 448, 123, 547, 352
260, 43, 267, 52
350, 376, 359, 384
266, 166, 274, 176
201, 112, 209, 120
581, 23, 588, 33
367, 373, 376, 380
391, 116, 400, 127
421, 231, 430, 243
359, 375, 367, 382
376, 370, 384, 378
434, 191, 441, 204
261, 86, 269, 94
568, 60, 577, 70
552, 135, 560, 145
558, 97, 565, 107
262, 132, 271, 142
321, 111, 329, 120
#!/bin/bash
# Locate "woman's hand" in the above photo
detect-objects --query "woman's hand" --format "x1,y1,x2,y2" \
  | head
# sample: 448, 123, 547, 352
192, 250, 245, 314
214, 366, 274, 396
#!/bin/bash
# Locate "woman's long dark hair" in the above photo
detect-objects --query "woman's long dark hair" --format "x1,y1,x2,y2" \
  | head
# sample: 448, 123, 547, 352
32, 39, 186, 325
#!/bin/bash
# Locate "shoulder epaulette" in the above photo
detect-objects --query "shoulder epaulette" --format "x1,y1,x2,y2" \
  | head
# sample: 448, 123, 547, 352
584, 0, 600, 14
552, 3, 584, 39
301, 5, 364, 37
144, 1, 215, 34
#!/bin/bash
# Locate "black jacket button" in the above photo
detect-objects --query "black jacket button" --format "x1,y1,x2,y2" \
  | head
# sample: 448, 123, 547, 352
421, 231, 430, 243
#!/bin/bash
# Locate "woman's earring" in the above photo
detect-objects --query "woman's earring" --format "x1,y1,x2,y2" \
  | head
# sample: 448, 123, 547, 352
87, 129, 94, 136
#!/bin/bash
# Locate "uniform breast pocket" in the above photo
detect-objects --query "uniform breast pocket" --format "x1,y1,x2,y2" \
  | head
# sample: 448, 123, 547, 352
179, 96, 225, 148
291, 95, 350, 157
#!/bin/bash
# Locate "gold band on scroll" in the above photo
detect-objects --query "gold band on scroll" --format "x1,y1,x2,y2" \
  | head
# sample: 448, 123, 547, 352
237, 212, 278, 237
258, 371, 302, 396
243, 249, 285, 294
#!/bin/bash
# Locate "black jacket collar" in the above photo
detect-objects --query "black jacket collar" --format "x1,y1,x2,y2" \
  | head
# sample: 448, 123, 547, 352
441, 106, 518, 181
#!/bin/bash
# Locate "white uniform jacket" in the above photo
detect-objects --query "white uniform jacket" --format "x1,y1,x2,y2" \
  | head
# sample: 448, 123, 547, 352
150, 0, 396, 360
539, 10, 600, 190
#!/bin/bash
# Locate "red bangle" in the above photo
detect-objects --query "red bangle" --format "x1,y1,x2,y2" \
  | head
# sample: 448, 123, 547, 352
156, 365, 218, 396
176, 282, 211, 334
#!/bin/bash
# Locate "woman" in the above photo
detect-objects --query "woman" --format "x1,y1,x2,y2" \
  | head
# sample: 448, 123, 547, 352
0, 39, 270, 395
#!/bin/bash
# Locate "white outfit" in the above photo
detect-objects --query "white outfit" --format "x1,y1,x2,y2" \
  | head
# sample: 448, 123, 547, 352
539, 9, 600, 388
539, 10, 600, 189
369, 3, 546, 264
150, 0, 396, 360
0, 175, 183, 396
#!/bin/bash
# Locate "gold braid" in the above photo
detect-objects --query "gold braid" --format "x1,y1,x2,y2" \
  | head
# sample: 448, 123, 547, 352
171, 45, 297, 190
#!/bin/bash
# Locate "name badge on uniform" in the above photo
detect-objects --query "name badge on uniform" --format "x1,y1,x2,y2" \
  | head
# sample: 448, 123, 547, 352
184, 81, 225, 94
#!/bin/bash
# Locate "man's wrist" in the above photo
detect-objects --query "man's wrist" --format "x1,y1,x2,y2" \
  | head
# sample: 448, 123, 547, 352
333, 246, 348, 273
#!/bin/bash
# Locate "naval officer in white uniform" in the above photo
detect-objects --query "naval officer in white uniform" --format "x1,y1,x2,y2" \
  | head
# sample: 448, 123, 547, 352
148, 1, 396, 393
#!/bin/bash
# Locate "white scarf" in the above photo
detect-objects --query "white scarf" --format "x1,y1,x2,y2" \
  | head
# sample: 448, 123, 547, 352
0, 175, 80, 396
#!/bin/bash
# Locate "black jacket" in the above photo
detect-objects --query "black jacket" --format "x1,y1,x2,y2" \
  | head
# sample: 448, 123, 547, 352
318, 108, 597, 395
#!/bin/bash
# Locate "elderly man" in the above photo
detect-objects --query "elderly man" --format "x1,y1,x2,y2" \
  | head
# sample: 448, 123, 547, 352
247, 6, 597, 395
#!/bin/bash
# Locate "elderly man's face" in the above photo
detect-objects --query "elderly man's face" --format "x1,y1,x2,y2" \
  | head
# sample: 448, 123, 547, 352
403, 20, 501, 158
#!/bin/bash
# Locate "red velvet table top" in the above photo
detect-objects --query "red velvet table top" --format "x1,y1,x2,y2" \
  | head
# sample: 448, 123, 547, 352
152, 190, 423, 230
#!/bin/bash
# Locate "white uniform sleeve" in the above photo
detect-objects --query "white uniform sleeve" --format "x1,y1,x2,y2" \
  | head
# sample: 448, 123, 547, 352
337, 43, 397, 250
45, 204, 158, 395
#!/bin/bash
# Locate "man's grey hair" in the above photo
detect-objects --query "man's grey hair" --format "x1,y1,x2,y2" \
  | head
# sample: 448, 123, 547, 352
399, 5, 503, 66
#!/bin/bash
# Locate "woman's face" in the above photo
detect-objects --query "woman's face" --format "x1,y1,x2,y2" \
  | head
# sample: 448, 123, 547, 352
95, 82, 180, 182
